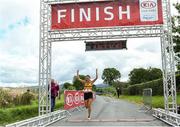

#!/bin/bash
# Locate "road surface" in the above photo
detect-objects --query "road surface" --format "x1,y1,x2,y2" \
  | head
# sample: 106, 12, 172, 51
49, 96, 169, 126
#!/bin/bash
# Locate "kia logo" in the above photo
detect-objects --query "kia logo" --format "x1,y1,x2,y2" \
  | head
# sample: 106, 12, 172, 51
141, 1, 156, 9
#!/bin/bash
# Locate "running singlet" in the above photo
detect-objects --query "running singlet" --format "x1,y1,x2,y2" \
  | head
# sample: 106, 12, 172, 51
84, 82, 93, 92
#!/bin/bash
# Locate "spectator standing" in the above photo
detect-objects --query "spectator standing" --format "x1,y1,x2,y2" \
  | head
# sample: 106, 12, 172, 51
116, 87, 121, 98
51, 79, 59, 112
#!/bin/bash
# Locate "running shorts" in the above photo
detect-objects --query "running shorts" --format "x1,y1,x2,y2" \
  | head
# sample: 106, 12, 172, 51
84, 92, 93, 100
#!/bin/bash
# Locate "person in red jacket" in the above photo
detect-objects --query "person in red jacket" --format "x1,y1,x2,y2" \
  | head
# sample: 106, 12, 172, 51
51, 79, 59, 112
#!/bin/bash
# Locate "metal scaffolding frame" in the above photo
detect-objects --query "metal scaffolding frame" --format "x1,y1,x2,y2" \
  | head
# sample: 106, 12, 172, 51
6, 110, 70, 127
39, 0, 179, 125
39, 0, 52, 115
49, 25, 162, 41
161, 0, 177, 114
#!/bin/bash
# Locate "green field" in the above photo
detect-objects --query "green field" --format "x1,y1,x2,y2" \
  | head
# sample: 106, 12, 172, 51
0, 95, 64, 126
2, 92, 180, 126
114, 94, 180, 108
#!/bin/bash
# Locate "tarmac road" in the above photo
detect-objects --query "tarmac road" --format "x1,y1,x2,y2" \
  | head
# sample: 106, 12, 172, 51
49, 96, 169, 126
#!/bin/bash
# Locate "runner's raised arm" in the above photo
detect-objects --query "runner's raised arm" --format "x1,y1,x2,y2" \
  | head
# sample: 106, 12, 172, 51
77, 70, 85, 83
92, 69, 98, 83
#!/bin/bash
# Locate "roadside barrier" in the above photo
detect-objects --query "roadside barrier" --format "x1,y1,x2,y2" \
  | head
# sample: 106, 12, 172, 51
140, 88, 152, 112
5, 110, 71, 127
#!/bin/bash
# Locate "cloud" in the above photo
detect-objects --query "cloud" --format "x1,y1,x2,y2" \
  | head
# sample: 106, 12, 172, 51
8, 17, 30, 30
51, 39, 162, 84
0, 29, 6, 38
0, 0, 39, 87
0, 0, 177, 87
0, 53, 38, 83
0, 17, 30, 39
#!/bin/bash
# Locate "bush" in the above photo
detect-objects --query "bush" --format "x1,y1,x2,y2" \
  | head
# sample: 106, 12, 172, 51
0, 89, 13, 108
12, 95, 21, 106
0, 89, 36, 108
63, 82, 73, 89
122, 88, 129, 95
127, 79, 163, 95
96, 87, 116, 96
96, 88, 103, 93
67, 85, 76, 90
0, 96, 64, 125
55, 101, 64, 110
176, 75, 180, 91
92, 85, 97, 91
21, 91, 34, 105
123, 75, 180, 96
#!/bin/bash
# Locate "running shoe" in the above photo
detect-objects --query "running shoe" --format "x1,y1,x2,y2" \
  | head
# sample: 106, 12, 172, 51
88, 116, 91, 120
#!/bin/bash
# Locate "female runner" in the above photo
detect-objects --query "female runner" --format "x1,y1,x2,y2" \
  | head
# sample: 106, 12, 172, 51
77, 69, 98, 120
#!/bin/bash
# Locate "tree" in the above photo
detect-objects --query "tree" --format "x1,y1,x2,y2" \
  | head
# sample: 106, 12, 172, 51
63, 82, 73, 89
92, 85, 97, 91
129, 67, 162, 85
67, 85, 76, 90
129, 68, 149, 85
63, 82, 76, 90
112, 81, 128, 88
147, 67, 162, 81
102, 68, 121, 86
73, 75, 86, 90
172, 3, 180, 71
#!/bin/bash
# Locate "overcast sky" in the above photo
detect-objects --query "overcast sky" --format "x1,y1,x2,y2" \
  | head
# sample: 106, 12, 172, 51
0, 0, 179, 87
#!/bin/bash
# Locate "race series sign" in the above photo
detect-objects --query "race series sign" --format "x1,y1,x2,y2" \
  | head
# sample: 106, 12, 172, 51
64, 91, 84, 110
51, 0, 163, 30
64, 90, 96, 110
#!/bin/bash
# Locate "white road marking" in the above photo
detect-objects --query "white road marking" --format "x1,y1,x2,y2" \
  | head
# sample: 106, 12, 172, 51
68, 118, 155, 122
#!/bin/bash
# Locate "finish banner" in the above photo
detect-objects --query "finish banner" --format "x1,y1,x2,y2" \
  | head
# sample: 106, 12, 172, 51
51, 0, 163, 30
64, 90, 96, 110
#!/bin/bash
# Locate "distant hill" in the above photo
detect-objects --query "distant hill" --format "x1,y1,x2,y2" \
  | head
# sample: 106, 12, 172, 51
95, 83, 109, 88
0, 83, 107, 91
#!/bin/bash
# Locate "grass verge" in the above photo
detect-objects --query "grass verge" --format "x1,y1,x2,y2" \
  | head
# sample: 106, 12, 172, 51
113, 94, 180, 108
0, 95, 64, 126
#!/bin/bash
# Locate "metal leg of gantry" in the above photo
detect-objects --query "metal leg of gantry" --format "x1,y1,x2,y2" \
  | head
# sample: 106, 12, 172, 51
39, 0, 52, 116
152, 0, 179, 126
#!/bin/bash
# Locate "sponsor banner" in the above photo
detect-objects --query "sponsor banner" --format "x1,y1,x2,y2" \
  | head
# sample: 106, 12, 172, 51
51, 0, 163, 30
139, 0, 158, 21
64, 90, 96, 110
